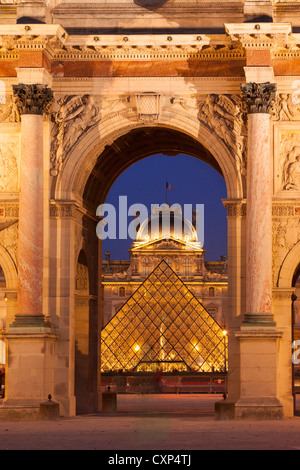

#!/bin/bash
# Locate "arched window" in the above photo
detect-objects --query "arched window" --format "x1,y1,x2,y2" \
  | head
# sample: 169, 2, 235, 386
207, 308, 216, 318
142, 258, 151, 276
182, 258, 192, 276
119, 287, 126, 297
209, 287, 215, 297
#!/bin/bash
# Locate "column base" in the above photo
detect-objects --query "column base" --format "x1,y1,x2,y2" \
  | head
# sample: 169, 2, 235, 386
9, 314, 52, 332
242, 313, 276, 328
215, 397, 284, 420
235, 397, 284, 420
0, 399, 41, 421
1, 331, 59, 420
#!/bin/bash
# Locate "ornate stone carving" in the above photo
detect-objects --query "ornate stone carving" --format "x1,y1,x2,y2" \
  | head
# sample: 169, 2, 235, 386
273, 217, 300, 284
136, 93, 160, 121
0, 220, 18, 266
280, 131, 300, 191
272, 205, 295, 217
224, 202, 247, 217
0, 138, 18, 192
49, 203, 75, 218
241, 82, 277, 114
12, 83, 53, 116
198, 94, 246, 173
76, 263, 89, 291
0, 96, 20, 123
50, 94, 101, 175
272, 93, 300, 121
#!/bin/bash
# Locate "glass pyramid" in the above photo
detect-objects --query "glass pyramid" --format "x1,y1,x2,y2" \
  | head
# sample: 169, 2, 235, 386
101, 260, 227, 373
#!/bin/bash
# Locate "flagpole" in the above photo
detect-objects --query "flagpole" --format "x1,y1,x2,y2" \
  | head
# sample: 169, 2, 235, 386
165, 177, 167, 205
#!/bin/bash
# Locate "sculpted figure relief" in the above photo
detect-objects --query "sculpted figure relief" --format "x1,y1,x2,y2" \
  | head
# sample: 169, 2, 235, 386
0, 97, 20, 123
0, 141, 18, 192
199, 94, 246, 173
272, 93, 300, 121
51, 94, 101, 175
282, 147, 300, 190
280, 133, 300, 191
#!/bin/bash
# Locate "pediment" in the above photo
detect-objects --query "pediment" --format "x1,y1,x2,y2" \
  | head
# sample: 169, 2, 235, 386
132, 236, 191, 252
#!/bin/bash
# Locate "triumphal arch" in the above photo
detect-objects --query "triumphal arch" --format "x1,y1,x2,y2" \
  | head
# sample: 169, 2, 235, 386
0, 0, 300, 420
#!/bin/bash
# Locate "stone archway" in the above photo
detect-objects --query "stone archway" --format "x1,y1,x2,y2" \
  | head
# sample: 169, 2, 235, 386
54, 109, 244, 204
49, 112, 245, 415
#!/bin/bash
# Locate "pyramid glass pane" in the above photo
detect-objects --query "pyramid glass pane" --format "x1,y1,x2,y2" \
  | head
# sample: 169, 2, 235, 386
101, 260, 228, 373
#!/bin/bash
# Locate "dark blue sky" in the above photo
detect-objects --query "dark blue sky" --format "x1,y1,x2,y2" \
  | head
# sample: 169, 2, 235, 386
102, 153, 227, 261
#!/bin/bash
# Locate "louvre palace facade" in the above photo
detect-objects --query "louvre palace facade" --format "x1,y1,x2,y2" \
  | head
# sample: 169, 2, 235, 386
0, 0, 300, 420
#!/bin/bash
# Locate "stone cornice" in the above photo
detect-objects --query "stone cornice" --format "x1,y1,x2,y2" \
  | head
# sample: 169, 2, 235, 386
225, 22, 292, 51
3, 23, 300, 62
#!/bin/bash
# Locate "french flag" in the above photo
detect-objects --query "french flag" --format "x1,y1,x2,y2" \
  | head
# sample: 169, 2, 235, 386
166, 182, 174, 191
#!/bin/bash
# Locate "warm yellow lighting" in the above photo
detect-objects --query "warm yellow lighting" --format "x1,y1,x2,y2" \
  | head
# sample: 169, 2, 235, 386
222, 330, 228, 336
194, 344, 199, 351
134, 344, 140, 352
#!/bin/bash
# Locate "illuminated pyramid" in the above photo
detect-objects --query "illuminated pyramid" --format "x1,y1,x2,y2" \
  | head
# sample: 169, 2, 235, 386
101, 260, 227, 373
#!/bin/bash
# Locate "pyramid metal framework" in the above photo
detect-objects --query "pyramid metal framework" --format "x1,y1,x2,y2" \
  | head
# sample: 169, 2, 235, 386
101, 260, 228, 373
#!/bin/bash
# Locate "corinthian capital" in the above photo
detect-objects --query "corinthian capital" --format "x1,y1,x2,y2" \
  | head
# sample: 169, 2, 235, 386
12, 83, 53, 115
241, 82, 277, 114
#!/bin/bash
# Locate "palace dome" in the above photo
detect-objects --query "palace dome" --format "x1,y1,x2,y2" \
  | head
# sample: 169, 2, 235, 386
136, 204, 199, 244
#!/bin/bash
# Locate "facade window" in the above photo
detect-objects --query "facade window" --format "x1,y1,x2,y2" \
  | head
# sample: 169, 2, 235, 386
142, 258, 151, 276
207, 308, 217, 318
209, 287, 215, 297
119, 287, 125, 297
182, 258, 192, 276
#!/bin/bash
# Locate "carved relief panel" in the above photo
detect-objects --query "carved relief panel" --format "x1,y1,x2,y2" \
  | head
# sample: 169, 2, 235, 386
0, 134, 19, 193
274, 127, 300, 195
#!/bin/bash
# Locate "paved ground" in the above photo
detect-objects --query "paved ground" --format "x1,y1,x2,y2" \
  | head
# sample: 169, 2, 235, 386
1, 394, 300, 451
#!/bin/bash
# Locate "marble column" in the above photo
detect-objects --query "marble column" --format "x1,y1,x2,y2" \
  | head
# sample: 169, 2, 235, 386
233, 82, 283, 419
11, 84, 53, 328
241, 81, 277, 327
0, 84, 58, 418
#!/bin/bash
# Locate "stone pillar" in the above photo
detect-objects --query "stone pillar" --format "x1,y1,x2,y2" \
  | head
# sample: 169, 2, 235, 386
12, 84, 53, 329
235, 82, 283, 419
0, 84, 57, 421
241, 82, 276, 328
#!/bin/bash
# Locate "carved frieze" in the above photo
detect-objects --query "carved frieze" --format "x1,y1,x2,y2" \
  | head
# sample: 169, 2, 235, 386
49, 203, 75, 218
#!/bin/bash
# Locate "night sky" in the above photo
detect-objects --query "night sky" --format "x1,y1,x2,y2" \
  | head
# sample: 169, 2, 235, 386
101, 153, 227, 261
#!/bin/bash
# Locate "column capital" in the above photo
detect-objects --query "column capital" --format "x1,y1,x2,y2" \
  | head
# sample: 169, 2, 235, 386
12, 83, 53, 116
241, 81, 277, 114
